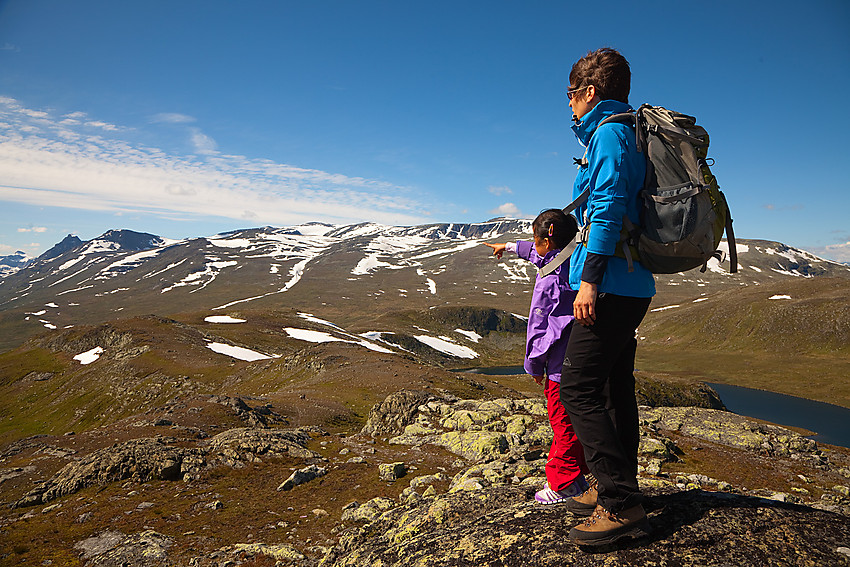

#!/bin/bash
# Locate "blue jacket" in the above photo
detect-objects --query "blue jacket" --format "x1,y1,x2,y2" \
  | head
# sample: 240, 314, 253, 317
515, 240, 576, 382
569, 100, 656, 298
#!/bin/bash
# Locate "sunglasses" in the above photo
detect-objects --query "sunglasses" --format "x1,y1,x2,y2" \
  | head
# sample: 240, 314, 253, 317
566, 85, 591, 100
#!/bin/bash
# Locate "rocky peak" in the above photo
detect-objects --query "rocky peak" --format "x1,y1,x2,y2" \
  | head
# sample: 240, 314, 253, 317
38, 234, 84, 261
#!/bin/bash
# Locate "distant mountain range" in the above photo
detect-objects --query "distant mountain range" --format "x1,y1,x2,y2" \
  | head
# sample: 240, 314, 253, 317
1, 221, 848, 352
0, 250, 31, 278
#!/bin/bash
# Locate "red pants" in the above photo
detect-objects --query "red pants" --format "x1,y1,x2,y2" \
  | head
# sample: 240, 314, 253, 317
545, 378, 588, 490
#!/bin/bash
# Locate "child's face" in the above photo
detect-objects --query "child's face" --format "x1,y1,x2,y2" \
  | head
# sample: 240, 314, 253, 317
534, 236, 554, 257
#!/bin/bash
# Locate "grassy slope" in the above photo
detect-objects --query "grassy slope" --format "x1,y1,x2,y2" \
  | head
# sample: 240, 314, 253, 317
637, 277, 850, 408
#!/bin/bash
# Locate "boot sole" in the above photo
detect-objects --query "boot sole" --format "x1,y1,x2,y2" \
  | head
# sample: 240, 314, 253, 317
568, 517, 650, 546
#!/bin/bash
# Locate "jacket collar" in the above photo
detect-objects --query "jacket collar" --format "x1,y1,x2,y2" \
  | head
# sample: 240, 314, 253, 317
541, 248, 561, 265
571, 99, 634, 146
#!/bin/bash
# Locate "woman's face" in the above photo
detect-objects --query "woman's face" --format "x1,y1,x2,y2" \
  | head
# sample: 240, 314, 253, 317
568, 84, 598, 121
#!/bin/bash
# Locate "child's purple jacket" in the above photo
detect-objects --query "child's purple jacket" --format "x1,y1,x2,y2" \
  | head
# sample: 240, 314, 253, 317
515, 240, 577, 383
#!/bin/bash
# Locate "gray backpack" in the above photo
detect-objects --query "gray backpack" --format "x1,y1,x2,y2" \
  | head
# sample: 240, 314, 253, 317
542, 104, 737, 277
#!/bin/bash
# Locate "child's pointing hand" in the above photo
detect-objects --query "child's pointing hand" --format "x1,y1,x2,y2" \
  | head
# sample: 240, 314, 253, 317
484, 242, 506, 259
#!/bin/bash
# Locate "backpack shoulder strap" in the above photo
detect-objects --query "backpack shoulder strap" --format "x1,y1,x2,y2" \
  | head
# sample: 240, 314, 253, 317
537, 240, 577, 278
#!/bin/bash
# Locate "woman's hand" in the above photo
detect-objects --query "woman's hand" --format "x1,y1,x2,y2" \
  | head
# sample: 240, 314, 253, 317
532, 375, 545, 386
573, 280, 598, 326
484, 242, 506, 259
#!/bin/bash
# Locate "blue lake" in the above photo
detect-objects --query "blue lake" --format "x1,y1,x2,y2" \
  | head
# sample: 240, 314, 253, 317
706, 382, 850, 449
462, 367, 850, 449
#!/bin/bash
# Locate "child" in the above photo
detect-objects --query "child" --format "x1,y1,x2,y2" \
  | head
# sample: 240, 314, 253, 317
485, 208, 589, 504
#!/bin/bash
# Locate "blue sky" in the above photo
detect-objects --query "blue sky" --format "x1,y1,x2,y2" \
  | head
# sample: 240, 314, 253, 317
1, 0, 849, 261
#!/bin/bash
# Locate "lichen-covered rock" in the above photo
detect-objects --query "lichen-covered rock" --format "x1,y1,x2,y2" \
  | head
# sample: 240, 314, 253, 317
434, 431, 508, 461
206, 427, 320, 463
208, 395, 287, 428
13, 427, 324, 508
74, 530, 173, 567
361, 390, 435, 437
340, 496, 396, 523
503, 414, 535, 437
321, 484, 850, 567
409, 472, 446, 490
635, 375, 726, 409
638, 436, 678, 461
278, 464, 328, 491
640, 407, 821, 458
378, 462, 407, 481
230, 542, 306, 561
14, 438, 200, 508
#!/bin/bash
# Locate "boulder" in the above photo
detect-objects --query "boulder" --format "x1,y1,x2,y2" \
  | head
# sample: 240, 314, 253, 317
278, 464, 328, 491
361, 390, 435, 437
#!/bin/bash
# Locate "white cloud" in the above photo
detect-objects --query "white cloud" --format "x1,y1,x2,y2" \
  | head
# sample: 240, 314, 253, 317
0, 96, 429, 227
489, 202, 521, 217
190, 128, 218, 154
807, 241, 850, 264
17, 226, 48, 233
150, 113, 196, 124
84, 120, 120, 131
488, 185, 512, 196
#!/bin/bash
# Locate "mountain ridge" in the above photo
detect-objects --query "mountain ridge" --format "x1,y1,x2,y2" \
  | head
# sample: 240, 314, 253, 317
2, 220, 848, 354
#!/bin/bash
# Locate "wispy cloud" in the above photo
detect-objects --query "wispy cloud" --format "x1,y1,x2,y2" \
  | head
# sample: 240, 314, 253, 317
0, 97, 430, 227
1, 43, 20, 53
17, 226, 48, 233
190, 128, 218, 154
489, 202, 521, 217
487, 185, 512, 196
807, 241, 850, 264
150, 113, 196, 124
764, 203, 804, 211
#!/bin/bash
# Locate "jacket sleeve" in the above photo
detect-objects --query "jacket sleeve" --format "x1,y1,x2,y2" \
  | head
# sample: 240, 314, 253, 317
584, 125, 631, 256
515, 240, 545, 268
523, 280, 576, 376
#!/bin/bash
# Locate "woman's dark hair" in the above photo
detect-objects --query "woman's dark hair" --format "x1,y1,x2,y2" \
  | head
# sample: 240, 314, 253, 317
569, 47, 631, 104
532, 209, 578, 249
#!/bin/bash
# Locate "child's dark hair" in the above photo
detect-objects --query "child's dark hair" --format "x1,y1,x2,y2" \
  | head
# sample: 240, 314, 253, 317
532, 209, 578, 249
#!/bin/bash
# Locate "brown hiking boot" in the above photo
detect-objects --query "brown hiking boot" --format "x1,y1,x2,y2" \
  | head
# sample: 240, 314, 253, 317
565, 484, 597, 517
568, 503, 649, 546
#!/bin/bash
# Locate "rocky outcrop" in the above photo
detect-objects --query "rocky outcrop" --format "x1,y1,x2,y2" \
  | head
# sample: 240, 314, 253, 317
642, 406, 821, 460
206, 427, 321, 464
635, 375, 726, 409
14, 438, 198, 508
74, 529, 173, 567
360, 390, 436, 437
13, 427, 322, 508
321, 484, 850, 566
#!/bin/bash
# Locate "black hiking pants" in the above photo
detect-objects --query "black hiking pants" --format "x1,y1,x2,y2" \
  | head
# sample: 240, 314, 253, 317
559, 292, 651, 514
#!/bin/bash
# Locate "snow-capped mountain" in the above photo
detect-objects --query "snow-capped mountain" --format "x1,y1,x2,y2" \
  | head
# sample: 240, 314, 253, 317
1, 220, 848, 351
0, 250, 31, 277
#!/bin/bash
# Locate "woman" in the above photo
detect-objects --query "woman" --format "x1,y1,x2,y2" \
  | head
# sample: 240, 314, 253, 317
559, 47, 655, 546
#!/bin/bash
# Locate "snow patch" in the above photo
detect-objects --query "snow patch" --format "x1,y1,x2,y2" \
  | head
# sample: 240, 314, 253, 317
206, 342, 274, 361
204, 315, 247, 323
651, 305, 680, 312
769, 295, 792, 300
284, 327, 394, 353
74, 346, 104, 365
298, 312, 345, 330
208, 238, 252, 249
413, 335, 478, 359
455, 329, 482, 342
